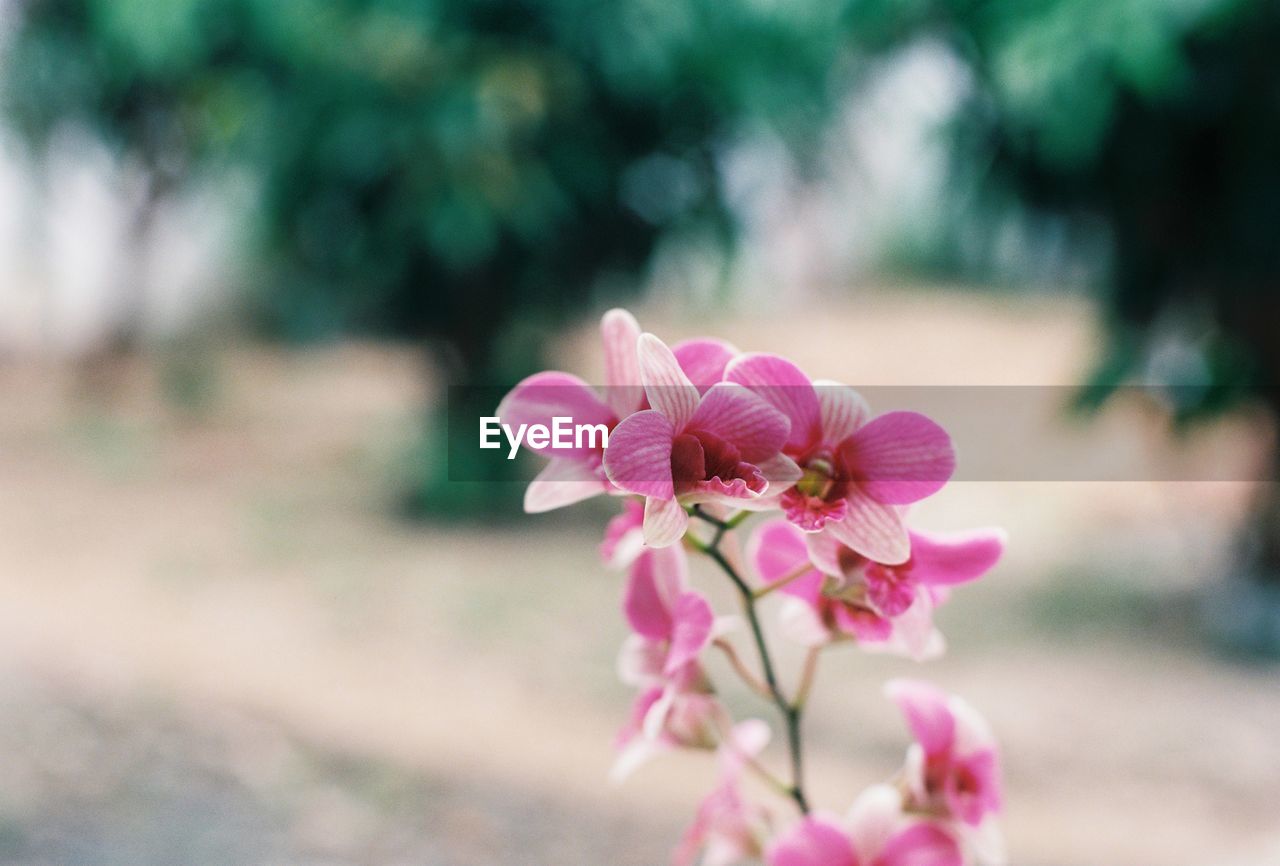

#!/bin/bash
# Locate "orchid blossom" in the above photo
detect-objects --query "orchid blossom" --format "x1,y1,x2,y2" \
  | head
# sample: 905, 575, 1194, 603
749, 519, 1005, 660
604, 334, 800, 547
886, 680, 1003, 832
503, 310, 1006, 866
612, 681, 730, 782
673, 719, 773, 866
617, 543, 715, 687
725, 356, 954, 563
498, 310, 738, 513
612, 542, 732, 780
766, 789, 963, 866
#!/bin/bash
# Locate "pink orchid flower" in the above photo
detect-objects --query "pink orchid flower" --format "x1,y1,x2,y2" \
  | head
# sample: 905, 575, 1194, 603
766, 789, 963, 866
617, 544, 716, 687
612, 682, 729, 782
604, 334, 801, 547
673, 719, 772, 866
886, 679, 1003, 832
498, 310, 738, 513
749, 519, 1004, 660
612, 543, 731, 780
725, 356, 955, 563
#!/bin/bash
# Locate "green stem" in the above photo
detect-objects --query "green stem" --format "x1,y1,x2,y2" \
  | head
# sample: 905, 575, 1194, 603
691, 509, 811, 815
713, 638, 773, 700
752, 561, 813, 600
793, 647, 821, 710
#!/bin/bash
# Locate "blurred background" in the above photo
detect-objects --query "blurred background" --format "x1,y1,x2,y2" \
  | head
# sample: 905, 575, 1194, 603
0, 0, 1279, 863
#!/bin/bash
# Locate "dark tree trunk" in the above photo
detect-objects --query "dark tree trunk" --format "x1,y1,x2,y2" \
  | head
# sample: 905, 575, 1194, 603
1205, 405, 1280, 657
403, 326, 544, 520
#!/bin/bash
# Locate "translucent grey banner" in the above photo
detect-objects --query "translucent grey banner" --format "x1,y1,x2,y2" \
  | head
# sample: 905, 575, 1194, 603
447, 385, 1272, 482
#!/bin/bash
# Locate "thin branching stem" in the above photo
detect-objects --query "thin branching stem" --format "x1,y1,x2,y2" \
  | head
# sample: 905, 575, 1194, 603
713, 638, 773, 700
793, 647, 821, 710
752, 561, 813, 600
689, 507, 811, 815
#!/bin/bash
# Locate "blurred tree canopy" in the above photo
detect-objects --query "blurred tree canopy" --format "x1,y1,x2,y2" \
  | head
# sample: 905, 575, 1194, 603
10, 0, 1280, 533
4, 0, 851, 381
3, 0, 856, 511
851, 0, 1280, 418
853, 0, 1280, 616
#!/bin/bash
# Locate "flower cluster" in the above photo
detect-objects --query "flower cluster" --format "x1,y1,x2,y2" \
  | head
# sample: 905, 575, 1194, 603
499, 310, 1006, 866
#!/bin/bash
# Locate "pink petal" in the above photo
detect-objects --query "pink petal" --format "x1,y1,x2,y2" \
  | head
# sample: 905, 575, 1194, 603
685, 474, 767, 501
778, 597, 835, 646
643, 494, 690, 547
603, 410, 675, 499
749, 520, 824, 602
907, 529, 1006, 586
623, 547, 686, 639
946, 749, 1002, 825
641, 687, 678, 741
611, 735, 668, 782
884, 679, 956, 759
672, 337, 739, 391
600, 499, 646, 567
672, 801, 719, 866
803, 531, 846, 577
638, 333, 700, 430
758, 453, 804, 492
884, 592, 943, 662
523, 458, 607, 513
656, 690, 725, 746
825, 492, 910, 565
497, 371, 616, 459
616, 686, 665, 749
725, 353, 821, 450
843, 412, 955, 505
672, 809, 713, 866
617, 634, 666, 686
611, 687, 672, 782
665, 591, 715, 675
847, 784, 902, 860
874, 823, 962, 866
766, 817, 859, 866
705, 833, 758, 866
833, 604, 893, 643
814, 380, 869, 444
724, 718, 771, 766
688, 383, 790, 462
949, 697, 998, 756
601, 308, 645, 417
674, 756, 761, 866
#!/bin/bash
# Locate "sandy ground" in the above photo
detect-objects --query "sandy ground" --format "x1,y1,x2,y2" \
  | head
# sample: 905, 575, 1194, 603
0, 289, 1278, 865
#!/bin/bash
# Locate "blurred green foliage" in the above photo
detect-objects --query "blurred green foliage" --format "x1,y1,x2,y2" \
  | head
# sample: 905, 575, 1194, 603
857, 0, 1280, 606
12, 0, 1280, 523
4, 0, 851, 382
3, 0, 857, 512
853, 0, 1280, 422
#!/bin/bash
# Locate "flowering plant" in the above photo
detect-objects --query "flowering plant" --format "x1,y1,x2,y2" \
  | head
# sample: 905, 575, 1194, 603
499, 310, 1007, 866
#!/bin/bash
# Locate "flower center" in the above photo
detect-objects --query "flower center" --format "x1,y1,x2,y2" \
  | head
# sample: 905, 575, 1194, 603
794, 456, 836, 499
780, 450, 853, 530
